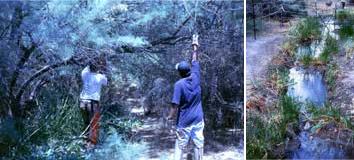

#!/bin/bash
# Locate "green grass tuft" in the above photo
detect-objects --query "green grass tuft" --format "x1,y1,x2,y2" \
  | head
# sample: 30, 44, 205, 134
300, 53, 313, 67
337, 10, 354, 39
336, 10, 354, 23
307, 104, 353, 129
280, 95, 300, 125
339, 25, 354, 39
320, 35, 338, 63
325, 63, 338, 91
289, 17, 321, 44
247, 96, 299, 159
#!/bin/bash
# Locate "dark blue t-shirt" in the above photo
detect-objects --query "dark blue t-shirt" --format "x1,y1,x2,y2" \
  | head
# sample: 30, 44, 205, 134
172, 61, 204, 128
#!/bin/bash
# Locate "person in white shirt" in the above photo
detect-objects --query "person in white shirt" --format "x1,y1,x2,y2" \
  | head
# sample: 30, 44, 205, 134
79, 56, 107, 146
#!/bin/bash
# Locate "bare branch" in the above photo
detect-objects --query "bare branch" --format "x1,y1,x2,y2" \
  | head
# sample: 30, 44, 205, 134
15, 57, 79, 103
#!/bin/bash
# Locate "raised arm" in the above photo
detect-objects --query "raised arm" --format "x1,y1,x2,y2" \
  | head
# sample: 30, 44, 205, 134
192, 34, 199, 62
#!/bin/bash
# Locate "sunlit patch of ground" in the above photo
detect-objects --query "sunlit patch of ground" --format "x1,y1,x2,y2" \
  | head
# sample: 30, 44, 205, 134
204, 148, 244, 160
331, 18, 354, 124
246, 20, 292, 112
130, 105, 243, 160
141, 147, 244, 160
246, 20, 289, 86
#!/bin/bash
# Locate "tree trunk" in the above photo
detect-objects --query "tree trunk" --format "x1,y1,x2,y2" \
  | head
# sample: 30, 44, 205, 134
252, 0, 257, 40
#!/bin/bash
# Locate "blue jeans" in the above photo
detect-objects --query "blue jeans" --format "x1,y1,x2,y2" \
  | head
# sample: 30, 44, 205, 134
174, 121, 204, 160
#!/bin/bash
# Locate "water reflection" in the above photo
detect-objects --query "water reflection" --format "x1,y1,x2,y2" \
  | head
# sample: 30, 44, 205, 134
295, 18, 339, 59
292, 132, 347, 159
287, 67, 327, 107
285, 17, 352, 159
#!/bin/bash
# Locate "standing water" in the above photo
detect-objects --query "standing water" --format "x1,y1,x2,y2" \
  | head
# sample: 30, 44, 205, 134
287, 67, 348, 159
287, 67, 327, 107
286, 18, 351, 159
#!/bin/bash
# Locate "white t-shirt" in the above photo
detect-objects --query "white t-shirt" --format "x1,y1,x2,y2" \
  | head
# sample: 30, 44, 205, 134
80, 66, 108, 101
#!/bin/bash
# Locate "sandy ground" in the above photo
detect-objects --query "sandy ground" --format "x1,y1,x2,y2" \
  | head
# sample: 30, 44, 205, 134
246, 20, 289, 97
131, 106, 244, 160
326, 4, 354, 123
332, 48, 354, 123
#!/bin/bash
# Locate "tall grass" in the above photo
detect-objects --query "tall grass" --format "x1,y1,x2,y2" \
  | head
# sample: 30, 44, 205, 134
289, 17, 321, 44
336, 10, 354, 39
280, 96, 300, 125
247, 96, 299, 159
269, 67, 290, 95
281, 41, 297, 57
320, 35, 338, 62
336, 10, 352, 23
300, 53, 313, 67
339, 25, 354, 39
307, 104, 353, 130
0, 94, 142, 159
325, 63, 338, 91
246, 115, 269, 159
0, 97, 85, 158
288, 17, 322, 66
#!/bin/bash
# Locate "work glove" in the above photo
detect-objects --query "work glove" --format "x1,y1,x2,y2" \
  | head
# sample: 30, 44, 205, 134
192, 34, 199, 47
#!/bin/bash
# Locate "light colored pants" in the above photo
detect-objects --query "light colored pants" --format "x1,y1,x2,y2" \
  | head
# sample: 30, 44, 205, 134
174, 121, 204, 160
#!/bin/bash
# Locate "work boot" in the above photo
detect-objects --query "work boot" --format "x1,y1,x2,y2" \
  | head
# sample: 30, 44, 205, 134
193, 147, 203, 160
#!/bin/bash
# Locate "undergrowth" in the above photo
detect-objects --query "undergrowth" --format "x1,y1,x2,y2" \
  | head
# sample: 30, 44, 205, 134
325, 63, 338, 91
320, 34, 338, 63
307, 104, 353, 130
247, 96, 299, 159
87, 128, 147, 160
300, 53, 313, 67
337, 10, 354, 39
0, 96, 144, 159
269, 67, 290, 95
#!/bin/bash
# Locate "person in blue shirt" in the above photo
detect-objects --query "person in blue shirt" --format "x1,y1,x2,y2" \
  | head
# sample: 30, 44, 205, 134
167, 34, 204, 160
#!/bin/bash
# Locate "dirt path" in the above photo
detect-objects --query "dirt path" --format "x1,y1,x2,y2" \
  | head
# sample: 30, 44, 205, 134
246, 34, 285, 82
246, 21, 288, 94
332, 47, 354, 123
130, 106, 244, 160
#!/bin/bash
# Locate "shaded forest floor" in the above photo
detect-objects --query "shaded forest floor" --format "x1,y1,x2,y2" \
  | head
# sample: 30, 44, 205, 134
130, 104, 243, 160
